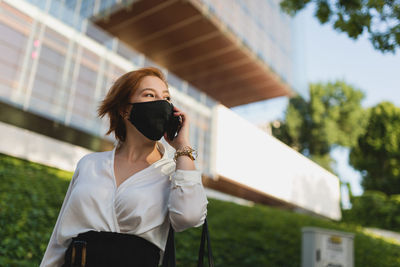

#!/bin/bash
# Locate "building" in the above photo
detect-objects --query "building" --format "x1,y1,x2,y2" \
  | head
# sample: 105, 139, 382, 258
0, 0, 341, 220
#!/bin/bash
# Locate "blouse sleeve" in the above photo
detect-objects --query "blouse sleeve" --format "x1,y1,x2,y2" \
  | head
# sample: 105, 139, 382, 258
40, 159, 82, 267
168, 169, 208, 232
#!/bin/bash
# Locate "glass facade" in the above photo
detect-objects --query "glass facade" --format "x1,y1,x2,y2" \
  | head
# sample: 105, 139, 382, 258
200, 0, 294, 88
0, 0, 299, 176
62, 0, 296, 90
0, 0, 215, 175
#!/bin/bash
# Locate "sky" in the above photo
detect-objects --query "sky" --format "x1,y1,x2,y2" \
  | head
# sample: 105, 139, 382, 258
232, 4, 400, 204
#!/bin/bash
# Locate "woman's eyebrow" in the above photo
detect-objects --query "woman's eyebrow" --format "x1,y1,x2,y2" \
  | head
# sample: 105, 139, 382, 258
140, 88, 170, 94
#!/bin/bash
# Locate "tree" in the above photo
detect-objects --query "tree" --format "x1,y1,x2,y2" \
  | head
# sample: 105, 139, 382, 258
280, 0, 400, 53
350, 102, 400, 195
342, 190, 400, 231
271, 80, 366, 171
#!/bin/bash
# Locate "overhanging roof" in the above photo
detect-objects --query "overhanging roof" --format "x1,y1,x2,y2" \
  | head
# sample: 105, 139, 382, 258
92, 0, 293, 107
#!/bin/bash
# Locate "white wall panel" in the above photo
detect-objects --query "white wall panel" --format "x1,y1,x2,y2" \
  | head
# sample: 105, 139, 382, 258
214, 105, 341, 220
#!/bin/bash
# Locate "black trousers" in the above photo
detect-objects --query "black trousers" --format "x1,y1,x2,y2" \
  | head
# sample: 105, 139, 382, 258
62, 231, 160, 267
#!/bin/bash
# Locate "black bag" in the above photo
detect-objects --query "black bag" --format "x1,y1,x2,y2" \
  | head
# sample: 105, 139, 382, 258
162, 219, 214, 267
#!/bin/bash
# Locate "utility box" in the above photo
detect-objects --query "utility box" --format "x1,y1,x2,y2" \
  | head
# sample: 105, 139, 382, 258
302, 227, 354, 267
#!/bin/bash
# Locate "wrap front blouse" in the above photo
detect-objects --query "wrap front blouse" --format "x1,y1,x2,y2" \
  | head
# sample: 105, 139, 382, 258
40, 142, 208, 267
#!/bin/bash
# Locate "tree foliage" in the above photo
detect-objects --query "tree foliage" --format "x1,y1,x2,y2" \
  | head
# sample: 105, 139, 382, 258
350, 102, 400, 195
342, 190, 400, 231
271, 80, 366, 171
280, 0, 400, 53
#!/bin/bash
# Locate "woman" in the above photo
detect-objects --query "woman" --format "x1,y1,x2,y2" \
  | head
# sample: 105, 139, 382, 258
40, 67, 208, 267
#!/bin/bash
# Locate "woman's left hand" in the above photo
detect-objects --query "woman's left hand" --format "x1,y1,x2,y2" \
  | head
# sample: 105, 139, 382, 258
164, 106, 191, 150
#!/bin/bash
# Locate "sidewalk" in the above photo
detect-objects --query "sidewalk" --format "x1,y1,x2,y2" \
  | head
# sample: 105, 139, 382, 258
364, 228, 400, 245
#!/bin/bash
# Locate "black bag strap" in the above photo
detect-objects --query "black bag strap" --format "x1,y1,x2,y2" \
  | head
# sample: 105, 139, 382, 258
197, 219, 214, 267
162, 225, 176, 267
162, 219, 214, 267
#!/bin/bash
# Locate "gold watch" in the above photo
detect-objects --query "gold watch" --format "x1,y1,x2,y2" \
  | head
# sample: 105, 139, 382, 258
174, 146, 197, 161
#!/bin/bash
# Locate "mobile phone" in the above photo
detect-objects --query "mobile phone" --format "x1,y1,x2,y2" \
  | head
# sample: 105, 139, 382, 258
166, 114, 182, 141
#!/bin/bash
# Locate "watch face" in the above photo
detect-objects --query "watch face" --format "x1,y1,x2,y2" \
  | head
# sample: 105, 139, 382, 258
185, 147, 196, 160
192, 149, 197, 160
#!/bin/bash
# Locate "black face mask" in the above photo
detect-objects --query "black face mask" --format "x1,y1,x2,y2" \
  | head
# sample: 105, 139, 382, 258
127, 100, 173, 141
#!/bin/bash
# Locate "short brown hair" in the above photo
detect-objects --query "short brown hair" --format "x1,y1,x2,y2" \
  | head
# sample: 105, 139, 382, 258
97, 67, 168, 143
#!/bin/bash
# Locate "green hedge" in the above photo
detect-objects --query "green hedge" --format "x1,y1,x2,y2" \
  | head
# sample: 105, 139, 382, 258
0, 153, 71, 267
342, 191, 400, 231
1, 153, 399, 266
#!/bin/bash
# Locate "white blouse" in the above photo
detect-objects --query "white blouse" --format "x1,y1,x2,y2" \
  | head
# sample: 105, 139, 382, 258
40, 142, 208, 267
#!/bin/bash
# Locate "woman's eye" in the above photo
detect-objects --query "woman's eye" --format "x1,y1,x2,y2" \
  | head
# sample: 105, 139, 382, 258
145, 93, 154, 97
